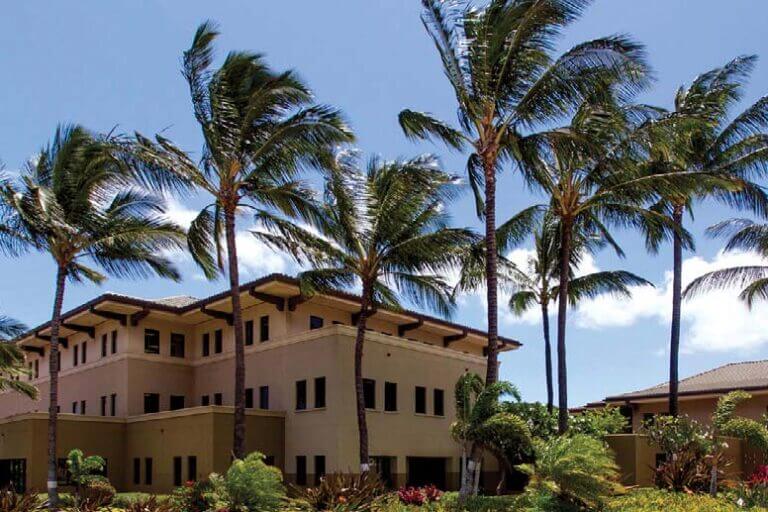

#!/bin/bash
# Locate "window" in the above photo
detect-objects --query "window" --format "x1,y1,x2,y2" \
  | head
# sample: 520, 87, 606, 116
363, 379, 376, 409
34, 360, 39, 379
133, 458, 140, 485
259, 386, 270, 410
309, 316, 324, 330
202, 333, 210, 357
71, 402, 77, 414
80, 400, 86, 415
415, 386, 426, 414
314, 456, 326, 485
201, 395, 210, 406
144, 393, 160, 414
101, 334, 107, 357
264, 455, 275, 466
296, 456, 307, 486
384, 382, 397, 412
296, 380, 307, 410
314, 377, 326, 408
188, 456, 197, 481
111, 330, 117, 354
170, 333, 185, 358
170, 395, 185, 411
213, 393, 222, 406
214, 329, 223, 353
260, 315, 270, 342
245, 388, 254, 409
173, 456, 182, 487
81, 341, 87, 364
144, 329, 160, 354
100, 396, 107, 416
110, 394, 116, 416
73, 344, 79, 366
433, 389, 445, 416
245, 320, 254, 346
144, 458, 153, 485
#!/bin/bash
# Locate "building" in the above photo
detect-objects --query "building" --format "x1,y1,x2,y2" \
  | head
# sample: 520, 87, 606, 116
596, 360, 768, 432
0, 273, 520, 493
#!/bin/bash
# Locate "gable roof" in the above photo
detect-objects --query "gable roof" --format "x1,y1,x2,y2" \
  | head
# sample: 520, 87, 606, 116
605, 360, 768, 402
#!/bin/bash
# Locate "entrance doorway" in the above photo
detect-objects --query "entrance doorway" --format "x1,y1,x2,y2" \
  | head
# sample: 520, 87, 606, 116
406, 457, 446, 489
0, 459, 26, 492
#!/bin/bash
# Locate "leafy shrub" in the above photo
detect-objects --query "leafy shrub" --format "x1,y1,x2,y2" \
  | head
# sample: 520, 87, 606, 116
714, 391, 768, 454
76, 479, 116, 511
568, 406, 627, 438
438, 492, 519, 512
503, 402, 558, 441
0, 490, 42, 512
112, 493, 155, 508
653, 449, 725, 493
169, 479, 221, 512
218, 452, 285, 512
604, 488, 750, 512
289, 472, 385, 512
397, 485, 442, 506
122, 495, 174, 512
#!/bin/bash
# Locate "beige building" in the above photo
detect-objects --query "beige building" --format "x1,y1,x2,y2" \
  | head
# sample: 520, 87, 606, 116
0, 273, 519, 493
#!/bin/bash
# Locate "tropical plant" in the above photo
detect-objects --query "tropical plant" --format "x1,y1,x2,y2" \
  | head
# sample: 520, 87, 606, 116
169, 479, 220, 512
289, 472, 385, 512
0, 124, 185, 507
0, 315, 37, 399
605, 488, 749, 512
399, 0, 650, 391
255, 152, 477, 471
568, 406, 628, 439
125, 21, 353, 458
65, 449, 107, 489
122, 495, 175, 512
0, 490, 42, 512
216, 452, 285, 512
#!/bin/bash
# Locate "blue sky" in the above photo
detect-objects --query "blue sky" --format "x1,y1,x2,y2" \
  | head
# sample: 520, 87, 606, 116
2, 1, 768, 408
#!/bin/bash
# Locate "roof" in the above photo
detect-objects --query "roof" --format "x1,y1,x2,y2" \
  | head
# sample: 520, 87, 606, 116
605, 360, 768, 402
149, 295, 199, 308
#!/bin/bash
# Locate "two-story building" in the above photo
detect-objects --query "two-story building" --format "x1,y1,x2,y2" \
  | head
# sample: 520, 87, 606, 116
0, 273, 520, 493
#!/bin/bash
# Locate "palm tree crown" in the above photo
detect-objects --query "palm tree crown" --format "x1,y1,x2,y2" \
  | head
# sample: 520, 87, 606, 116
0, 315, 38, 400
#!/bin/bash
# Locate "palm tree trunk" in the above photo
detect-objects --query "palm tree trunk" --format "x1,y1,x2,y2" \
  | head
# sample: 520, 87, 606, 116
556, 220, 572, 434
354, 283, 372, 472
224, 207, 247, 459
47, 265, 67, 509
541, 302, 554, 414
669, 206, 683, 418
483, 155, 499, 386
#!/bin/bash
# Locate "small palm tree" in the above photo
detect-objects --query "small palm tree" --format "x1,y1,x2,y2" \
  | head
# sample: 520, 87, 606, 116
255, 152, 478, 472
399, 0, 650, 386
0, 315, 38, 399
126, 21, 353, 458
0, 125, 184, 508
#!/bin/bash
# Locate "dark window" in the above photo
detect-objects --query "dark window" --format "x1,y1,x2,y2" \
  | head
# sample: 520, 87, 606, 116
309, 316, 324, 330
73, 344, 79, 366
296, 456, 307, 486
34, 360, 39, 379
101, 334, 107, 357
372, 456, 394, 489
202, 333, 210, 357
245, 320, 254, 346
144, 393, 160, 414
363, 379, 376, 409
214, 329, 223, 353
260, 316, 270, 342
385, 382, 397, 412
415, 386, 427, 414
133, 458, 140, 485
314, 456, 326, 485
80, 400, 86, 415
111, 330, 118, 354
259, 386, 270, 410
214, 393, 222, 406
264, 455, 275, 466
170, 395, 185, 411
314, 377, 326, 408
144, 329, 160, 354
173, 456, 182, 487
201, 395, 210, 406
169, 333, 185, 358
433, 389, 445, 416
296, 380, 307, 410
188, 456, 197, 481
71, 401, 77, 414
100, 396, 107, 416
110, 394, 116, 416
144, 458, 153, 485
81, 341, 87, 364
245, 388, 254, 409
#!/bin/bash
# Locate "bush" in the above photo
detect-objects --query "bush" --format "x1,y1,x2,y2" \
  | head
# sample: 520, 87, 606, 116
77, 479, 116, 510
428, 492, 519, 512
397, 485, 442, 506
169, 479, 222, 512
289, 472, 385, 512
604, 488, 754, 512
112, 493, 155, 508
218, 452, 285, 512
122, 494, 174, 512
0, 490, 42, 512
568, 407, 627, 438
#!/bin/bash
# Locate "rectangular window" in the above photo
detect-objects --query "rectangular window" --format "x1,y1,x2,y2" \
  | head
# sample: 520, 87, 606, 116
133, 458, 140, 485
384, 382, 397, 412
71, 401, 77, 414
173, 456, 182, 487
100, 396, 107, 416
170, 333, 185, 358
144, 393, 160, 414
81, 341, 87, 364
144, 329, 160, 354
433, 389, 445, 416
260, 316, 270, 342
73, 344, 79, 366
245, 320, 254, 346
296, 380, 307, 410
80, 400, 86, 415
309, 315, 324, 330
170, 395, 185, 411
110, 394, 116, 416
101, 334, 107, 357
34, 360, 39, 379
111, 330, 117, 354
363, 379, 376, 409
213, 393, 222, 406
245, 388, 254, 409
202, 333, 210, 357
144, 458, 153, 485
201, 395, 210, 406
259, 386, 270, 410
314, 377, 326, 408
214, 329, 223, 353
415, 386, 427, 414
314, 456, 326, 485
296, 456, 307, 486
188, 456, 197, 482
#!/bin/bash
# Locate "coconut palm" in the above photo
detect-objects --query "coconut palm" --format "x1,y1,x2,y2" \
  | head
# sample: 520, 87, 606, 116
399, 0, 650, 386
125, 21, 353, 458
0, 124, 184, 508
255, 152, 478, 471
644, 56, 768, 417
0, 315, 38, 399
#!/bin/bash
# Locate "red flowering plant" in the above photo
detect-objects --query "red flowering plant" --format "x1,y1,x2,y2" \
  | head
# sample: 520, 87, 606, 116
397, 485, 443, 506
749, 465, 768, 487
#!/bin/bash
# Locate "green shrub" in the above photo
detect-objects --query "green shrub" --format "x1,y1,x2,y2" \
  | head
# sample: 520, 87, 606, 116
0, 490, 42, 512
219, 451, 285, 512
78, 479, 116, 510
169, 479, 222, 512
604, 488, 757, 512
288, 472, 385, 512
568, 406, 627, 438
121, 494, 174, 512
112, 493, 156, 508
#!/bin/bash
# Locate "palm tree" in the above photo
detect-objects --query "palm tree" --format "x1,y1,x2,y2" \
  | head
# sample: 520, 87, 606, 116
0, 315, 38, 399
0, 125, 184, 508
399, 0, 650, 386
255, 152, 478, 472
508, 216, 650, 413
125, 21, 353, 458
644, 56, 768, 417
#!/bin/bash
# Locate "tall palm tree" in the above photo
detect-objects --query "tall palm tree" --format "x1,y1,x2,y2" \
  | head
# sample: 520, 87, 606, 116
645, 56, 768, 417
0, 315, 38, 399
255, 152, 478, 471
126, 21, 353, 458
399, 0, 650, 386
508, 216, 651, 413
0, 125, 184, 508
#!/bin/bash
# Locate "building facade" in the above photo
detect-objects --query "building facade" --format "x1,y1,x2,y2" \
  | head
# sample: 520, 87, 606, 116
0, 274, 519, 493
